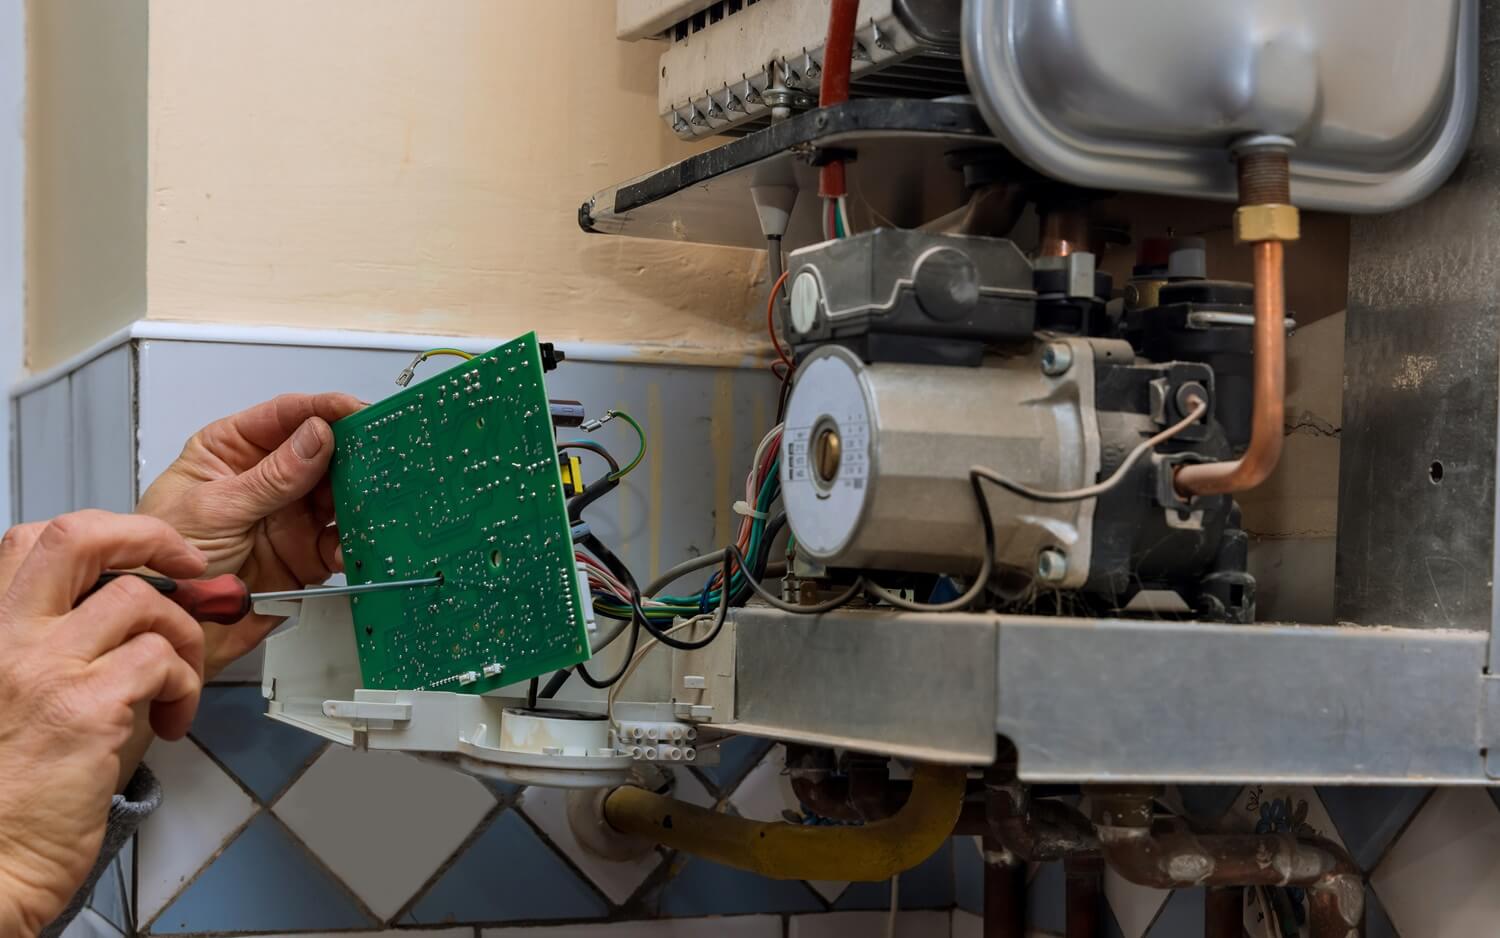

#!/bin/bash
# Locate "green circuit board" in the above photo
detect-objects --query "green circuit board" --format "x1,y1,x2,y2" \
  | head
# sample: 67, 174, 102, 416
329, 333, 589, 694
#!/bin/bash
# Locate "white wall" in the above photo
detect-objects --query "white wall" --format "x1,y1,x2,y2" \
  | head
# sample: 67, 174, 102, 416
1, 0, 24, 529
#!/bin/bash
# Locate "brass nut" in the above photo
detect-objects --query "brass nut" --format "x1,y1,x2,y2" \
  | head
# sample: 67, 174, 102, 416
1234, 203, 1300, 243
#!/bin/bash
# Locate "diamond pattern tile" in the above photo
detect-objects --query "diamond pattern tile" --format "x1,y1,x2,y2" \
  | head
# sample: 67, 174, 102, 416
833, 840, 954, 911
1319, 785, 1431, 870
190, 685, 327, 802
273, 747, 496, 921
58, 908, 123, 938
787, 910, 951, 938
518, 784, 664, 905
485, 917, 783, 937
149, 813, 375, 934
406, 808, 609, 924
1027, 861, 1066, 935
1364, 884, 1400, 938
653, 856, 824, 918
1105, 867, 1171, 938
952, 909, 982, 938
1171, 785, 1244, 825
137, 738, 258, 926
727, 745, 796, 822
1224, 785, 1346, 848
954, 836, 983, 916
86, 851, 129, 934
696, 735, 773, 793
1142, 887, 1204, 938
1373, 786, 1500, 938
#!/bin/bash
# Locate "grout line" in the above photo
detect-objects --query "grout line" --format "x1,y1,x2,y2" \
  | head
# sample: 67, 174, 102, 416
262, 810, 384, 927
511, 799, 618, 912
1367, 787, 1437, 874
138, 808, 261, 933
388, 799, 508, 925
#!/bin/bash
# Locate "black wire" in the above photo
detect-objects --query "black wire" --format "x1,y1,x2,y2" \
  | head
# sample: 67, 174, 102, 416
526, 677, 539, 709
725, 542, 864, 614
572, 616, 640, 689
557, 440, 620, 475
537, 667, 570, 699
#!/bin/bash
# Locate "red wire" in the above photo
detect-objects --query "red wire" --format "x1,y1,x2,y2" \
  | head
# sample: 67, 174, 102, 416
818, 0, 859, 200
766, 270, 793, 371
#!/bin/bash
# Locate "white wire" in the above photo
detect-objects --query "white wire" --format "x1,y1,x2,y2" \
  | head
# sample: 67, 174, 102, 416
886, 875, 900, 938
605, 614, 713, 729
838, 195, 853, 237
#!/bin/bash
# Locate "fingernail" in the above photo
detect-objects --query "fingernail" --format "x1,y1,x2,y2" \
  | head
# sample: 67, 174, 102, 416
292, 420, 325, 460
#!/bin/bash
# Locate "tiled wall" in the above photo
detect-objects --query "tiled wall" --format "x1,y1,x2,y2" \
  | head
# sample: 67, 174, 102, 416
16, 330, 1498, 938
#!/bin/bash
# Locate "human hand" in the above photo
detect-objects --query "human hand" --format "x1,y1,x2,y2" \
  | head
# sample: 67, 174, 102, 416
0, 512, 206, 935
136, 393, 362, 677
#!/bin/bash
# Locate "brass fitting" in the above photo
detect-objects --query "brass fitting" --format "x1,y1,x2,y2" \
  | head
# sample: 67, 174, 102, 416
1234, 203, 1300, 243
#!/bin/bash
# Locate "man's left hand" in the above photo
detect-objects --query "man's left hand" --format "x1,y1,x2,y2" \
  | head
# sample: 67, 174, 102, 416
136, 393, 362, 678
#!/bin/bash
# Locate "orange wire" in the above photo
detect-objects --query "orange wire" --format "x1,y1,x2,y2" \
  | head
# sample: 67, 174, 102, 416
767, 269, 793, 371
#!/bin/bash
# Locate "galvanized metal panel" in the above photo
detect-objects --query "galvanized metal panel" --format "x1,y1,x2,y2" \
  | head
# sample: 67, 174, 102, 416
1338, 24, 1500, 632
732, 606, 999, 764
15, 378, 72, 522
69, 345, 135, 511
996, 617, 1486, 785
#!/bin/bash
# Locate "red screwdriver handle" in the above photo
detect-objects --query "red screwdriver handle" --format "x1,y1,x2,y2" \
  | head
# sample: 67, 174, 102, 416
90, 571, 253, 624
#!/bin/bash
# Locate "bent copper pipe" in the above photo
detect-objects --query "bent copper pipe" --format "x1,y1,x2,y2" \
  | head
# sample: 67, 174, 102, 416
1174, 239, 1286, 496
986, 753, 1098, 862
1091, 792, 1362, 938
983, 833, 1028, 938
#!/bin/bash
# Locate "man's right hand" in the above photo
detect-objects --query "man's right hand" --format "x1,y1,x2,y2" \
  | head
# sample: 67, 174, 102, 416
0, 511, 207, 937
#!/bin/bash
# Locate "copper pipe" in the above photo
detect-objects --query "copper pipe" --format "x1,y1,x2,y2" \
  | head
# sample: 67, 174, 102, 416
1039, 207, 1091, 258
986, 759, 1098, 862
1064, 855, 1104, 938
1174, 239, 1286, 496
1090, 791, 1363, 938
1206, 886, 1245, 938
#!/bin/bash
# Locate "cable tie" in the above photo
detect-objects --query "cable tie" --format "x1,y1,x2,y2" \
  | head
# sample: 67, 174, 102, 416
733, 500, 769, 520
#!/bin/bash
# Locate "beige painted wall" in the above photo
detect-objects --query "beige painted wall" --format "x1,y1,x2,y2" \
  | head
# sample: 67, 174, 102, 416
25, 0, 148, 370
142, 1, 765, 366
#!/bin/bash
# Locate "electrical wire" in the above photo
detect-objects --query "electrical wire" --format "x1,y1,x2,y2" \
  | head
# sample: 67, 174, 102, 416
395, 347, 475, 387
725, 543, 863, 614
556, 440, 620, 475
584, 410, 645, 480
863, 471, 995, 613
767, 270, 794, 372
972, 397, 1209, 504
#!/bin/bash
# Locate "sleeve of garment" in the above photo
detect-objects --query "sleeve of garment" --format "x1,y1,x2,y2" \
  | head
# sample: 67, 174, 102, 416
39, 765, 161, 938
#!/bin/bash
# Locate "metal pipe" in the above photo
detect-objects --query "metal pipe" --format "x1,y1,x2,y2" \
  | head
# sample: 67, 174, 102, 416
1174, 238, 1286, 496
602, 763, 965, 882
986, 758, 1098, 862
983, 834, 1028, 938
1206, 886, 1245, 938
1064, 855, 1104, 938
1090, 791, 1362, 938
1038, 206, 1091, 258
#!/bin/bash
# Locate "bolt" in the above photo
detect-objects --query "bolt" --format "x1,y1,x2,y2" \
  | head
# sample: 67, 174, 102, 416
1040, 342, 1073, 376
1036, 549, 1068, 583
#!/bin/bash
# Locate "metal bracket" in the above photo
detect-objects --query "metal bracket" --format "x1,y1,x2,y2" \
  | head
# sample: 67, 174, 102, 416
1479, 674, 1500, 779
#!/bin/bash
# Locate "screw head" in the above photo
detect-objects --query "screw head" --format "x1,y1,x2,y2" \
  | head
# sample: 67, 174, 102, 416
1040, 342, 1073, 376
1036, 548, 1068, 583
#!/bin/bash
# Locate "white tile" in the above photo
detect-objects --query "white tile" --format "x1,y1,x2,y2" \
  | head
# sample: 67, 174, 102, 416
728, 745, 797, 821
952, 910, 982, 938
137, 738, 258, 925
667, 765, 716, 810
1103, 868, 1170, 938
516, 784, 663, 905
16, 378, 72, 521
789, 910, 952, 938
807, 879, 850, 904
272, 746, 495, 921
57, 907, 123, 938
1372, 787, 1500, 938
485, 916, 781, 937
69, 345, 135, 512
1223, 785, 1347, 848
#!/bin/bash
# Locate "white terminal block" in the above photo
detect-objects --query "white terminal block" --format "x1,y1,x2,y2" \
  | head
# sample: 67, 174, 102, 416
612, 720, 699, 763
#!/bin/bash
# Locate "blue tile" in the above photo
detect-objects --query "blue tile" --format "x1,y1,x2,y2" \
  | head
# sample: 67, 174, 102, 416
87, 856, 127, 933
1317, 786, 1430, 870
481, 777, 525, 805
654, 856, 823, 917
1176, 785, 1244, 823
1365, 884, 1399, 938
149, 813, 373, 934
1105, 905, 1126, 938
695, 736, 773, 792
954, 837, 982, 915
834, 840, 954, 911
1026, 861, 1066, 935
190, 686, 327, 802
406, 809, 608, 924
1144, 887, 1205, 938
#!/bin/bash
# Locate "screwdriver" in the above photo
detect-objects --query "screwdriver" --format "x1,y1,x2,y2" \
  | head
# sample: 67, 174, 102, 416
87, 572, 444, 624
